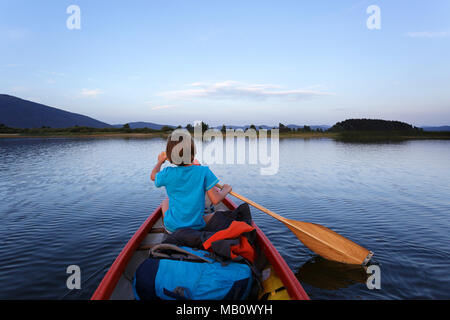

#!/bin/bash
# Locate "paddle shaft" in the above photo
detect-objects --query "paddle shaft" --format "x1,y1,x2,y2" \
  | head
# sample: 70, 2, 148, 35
217, 184, 285, 221
216, 184, 373, 265
216, 184, 299, 230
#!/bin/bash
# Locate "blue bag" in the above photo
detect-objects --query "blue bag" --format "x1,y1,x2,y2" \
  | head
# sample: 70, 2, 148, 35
132, 244, 253, 300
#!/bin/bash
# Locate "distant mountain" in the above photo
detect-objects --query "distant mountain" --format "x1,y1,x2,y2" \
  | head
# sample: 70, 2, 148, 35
421, 126, 450, 132
112, 122, 175, 130
0, 94, 111, 129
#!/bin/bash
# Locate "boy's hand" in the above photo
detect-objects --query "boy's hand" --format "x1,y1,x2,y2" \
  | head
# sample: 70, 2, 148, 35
158, 151, 167, 163
221, 184, 232, 194
207, 183, 233, 205
151, 152, 167, 182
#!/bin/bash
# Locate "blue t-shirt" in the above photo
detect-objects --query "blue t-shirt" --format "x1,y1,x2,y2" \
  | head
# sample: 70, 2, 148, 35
155, 165, 219, 232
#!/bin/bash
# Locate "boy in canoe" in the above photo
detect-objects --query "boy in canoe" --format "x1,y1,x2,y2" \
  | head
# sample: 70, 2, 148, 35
151, 129, 232, 233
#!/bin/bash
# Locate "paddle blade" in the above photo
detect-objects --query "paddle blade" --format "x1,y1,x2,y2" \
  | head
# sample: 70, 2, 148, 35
283, 219, 373, 265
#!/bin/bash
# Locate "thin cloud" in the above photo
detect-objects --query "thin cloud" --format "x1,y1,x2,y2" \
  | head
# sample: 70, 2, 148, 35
45, 71, 65, 77
8, 85, 27, 93
143, 101, 175, 110
405, 31, 449, 38
151, 105, 174, 110
81, 88, 103, 98
1, 27, 29, 40
158, 81, 332, 101
4, 64, 23, 68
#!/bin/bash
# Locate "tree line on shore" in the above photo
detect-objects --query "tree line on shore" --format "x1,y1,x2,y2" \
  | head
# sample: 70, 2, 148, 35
0, 119, 447, 136
0, 122, 322, 134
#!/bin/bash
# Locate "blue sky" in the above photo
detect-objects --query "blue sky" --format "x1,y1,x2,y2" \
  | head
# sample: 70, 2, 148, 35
1, 0, 449, 126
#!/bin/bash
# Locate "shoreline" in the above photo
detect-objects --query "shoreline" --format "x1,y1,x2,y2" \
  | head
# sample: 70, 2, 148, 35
0, 133, 339, 141
0, 132, 169, 139
0, 132, 338, 139
1, 131, 450, 140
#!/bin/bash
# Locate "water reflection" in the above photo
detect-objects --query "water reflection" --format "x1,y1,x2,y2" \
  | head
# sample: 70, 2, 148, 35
1, 138, 449, 299
296, 256, 369, 290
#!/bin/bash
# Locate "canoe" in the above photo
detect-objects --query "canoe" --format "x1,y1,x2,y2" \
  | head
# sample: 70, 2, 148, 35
91, 196, 310, 300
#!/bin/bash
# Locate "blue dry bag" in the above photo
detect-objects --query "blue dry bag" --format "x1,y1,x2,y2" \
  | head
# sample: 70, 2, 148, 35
132, 244, 253, 300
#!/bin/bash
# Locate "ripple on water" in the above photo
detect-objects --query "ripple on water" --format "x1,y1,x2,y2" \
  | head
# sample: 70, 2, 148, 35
0, 138, 449, 299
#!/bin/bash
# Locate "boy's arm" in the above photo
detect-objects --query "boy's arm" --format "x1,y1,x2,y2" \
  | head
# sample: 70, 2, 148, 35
207, 184, 232, 205
151, 152, 167, 182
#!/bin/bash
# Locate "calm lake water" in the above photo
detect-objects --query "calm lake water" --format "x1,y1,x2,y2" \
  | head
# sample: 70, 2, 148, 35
0, 137, 449, 300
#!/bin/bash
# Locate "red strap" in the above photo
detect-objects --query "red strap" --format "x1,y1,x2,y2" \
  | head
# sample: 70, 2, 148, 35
203, 221, 254, 249
203, 221, 256, 262
230, 236, 255, 262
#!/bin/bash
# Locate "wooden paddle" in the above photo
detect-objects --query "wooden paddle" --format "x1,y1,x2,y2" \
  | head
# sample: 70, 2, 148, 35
216, 184, 373, 265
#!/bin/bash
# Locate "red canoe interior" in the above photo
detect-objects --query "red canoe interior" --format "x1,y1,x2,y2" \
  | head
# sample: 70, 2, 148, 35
91, 197, 309, 300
